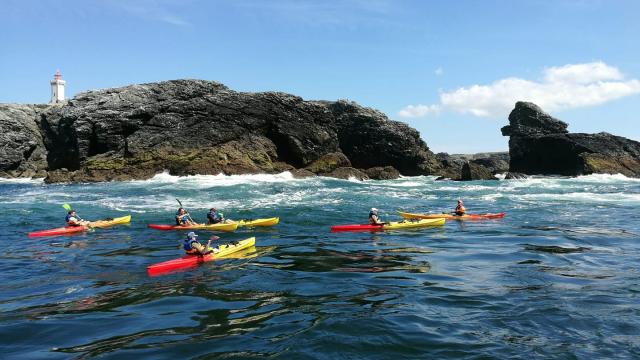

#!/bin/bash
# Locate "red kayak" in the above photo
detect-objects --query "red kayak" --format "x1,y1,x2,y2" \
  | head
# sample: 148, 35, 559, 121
28, 215, 132, 237
147, 237, 255, 276
28, 225, 88, 237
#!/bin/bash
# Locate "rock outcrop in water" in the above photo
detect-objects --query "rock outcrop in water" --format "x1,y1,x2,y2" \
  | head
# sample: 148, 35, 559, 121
1, 80, 450, 182
502, 102, 640, 177
0, 104, 50, 178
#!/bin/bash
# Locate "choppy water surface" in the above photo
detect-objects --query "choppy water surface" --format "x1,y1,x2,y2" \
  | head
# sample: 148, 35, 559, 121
1, 172, 639, 359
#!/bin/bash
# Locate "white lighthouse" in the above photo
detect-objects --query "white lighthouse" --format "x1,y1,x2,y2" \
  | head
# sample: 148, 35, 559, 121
50, 70, 66, 103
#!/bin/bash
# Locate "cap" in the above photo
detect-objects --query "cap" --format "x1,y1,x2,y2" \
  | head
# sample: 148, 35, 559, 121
187, 232, 198, 238
371, 208, 378, 212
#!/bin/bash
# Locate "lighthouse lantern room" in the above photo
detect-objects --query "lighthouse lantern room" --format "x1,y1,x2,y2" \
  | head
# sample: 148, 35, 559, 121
50, 70, 66, 103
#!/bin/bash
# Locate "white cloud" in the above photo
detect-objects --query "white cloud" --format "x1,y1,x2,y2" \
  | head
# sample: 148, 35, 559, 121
399, 62, 640, 119
398, 104, 441, 117
434, 67, 443, 76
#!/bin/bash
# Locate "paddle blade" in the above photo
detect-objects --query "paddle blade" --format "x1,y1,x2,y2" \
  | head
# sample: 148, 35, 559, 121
62, 203, 72, 211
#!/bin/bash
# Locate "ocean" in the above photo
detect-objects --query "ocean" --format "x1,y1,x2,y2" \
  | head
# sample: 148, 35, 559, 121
1, 172, 639, 359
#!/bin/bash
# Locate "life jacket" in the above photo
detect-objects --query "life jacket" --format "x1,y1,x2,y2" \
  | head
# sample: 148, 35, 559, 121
183, 238, 198, 254
369, 212, 379, 224
455, 205, 466, 215
207, 211, 222, 224
66, 214, 81, 226
176, 214, 188, 225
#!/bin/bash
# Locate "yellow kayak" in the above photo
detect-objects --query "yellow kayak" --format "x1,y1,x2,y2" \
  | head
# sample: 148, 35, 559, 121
397, 211, 506, 220
331, 218, 445, 232
147, 222, 238, 231
236, 217, 279, 228
90, 215, 132, 228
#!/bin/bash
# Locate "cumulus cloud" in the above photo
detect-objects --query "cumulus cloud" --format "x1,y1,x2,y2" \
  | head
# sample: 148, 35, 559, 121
399, 62, 640, 119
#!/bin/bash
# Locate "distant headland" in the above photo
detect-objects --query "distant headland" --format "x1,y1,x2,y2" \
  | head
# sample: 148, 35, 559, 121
0, 78, 638, 182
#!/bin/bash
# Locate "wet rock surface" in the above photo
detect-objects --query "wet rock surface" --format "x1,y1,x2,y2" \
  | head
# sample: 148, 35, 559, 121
0, 80, 449, 182
503, 101, 640, 177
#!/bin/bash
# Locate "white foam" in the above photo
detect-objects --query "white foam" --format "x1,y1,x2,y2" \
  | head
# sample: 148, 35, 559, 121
518, 192, 640, 203
0, 177, 45, 184
126, 171, 313, 187
574, 173, 640, 183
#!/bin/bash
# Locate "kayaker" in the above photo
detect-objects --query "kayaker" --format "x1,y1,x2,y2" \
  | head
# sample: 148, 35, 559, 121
369, 208, 384, 225
66, 210, 90, 227
454, 200, 466, 216
183, 232, 213, 255
207, 208, 224, 224
176, 208, 198, 226
207, 208, 234, 224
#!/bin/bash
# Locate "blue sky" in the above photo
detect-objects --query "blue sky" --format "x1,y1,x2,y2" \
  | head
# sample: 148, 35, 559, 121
1, 0, 638, 153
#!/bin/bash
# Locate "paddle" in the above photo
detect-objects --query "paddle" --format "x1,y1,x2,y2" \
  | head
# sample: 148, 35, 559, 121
176, 198, 197, 224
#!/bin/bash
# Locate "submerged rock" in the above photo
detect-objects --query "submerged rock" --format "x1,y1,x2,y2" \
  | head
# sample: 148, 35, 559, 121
364, 166, 400, 180
502, 101, 640, 177
504, 172, 529, 180
326, 167, 369, 180
460, 161, 496, 181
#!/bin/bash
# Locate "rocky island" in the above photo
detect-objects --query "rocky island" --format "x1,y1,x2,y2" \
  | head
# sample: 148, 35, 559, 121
502, 102, 640, 177
1, 80, 451, 182
1, 81, 639, 182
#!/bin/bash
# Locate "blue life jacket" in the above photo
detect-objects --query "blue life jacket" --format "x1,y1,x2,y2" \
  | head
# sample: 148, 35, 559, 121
183, 238, 197, 252
66, 213, 82, 224
178, 214, 188, 224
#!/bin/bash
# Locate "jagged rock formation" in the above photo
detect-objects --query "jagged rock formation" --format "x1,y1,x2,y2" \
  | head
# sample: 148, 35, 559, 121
0, 104, 51, 178
0, 79, 448, 182
502, 102, 640, 177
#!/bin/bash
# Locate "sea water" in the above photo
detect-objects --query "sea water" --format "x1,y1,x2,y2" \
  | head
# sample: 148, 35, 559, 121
1, 172, 639, 359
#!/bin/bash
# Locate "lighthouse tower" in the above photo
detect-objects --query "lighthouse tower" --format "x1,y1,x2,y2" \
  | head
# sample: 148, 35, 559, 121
50, 70, 66, 103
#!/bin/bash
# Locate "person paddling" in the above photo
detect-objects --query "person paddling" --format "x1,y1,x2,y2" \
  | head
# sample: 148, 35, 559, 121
176, 207, 198, 226
66, 210, 90, 227
369, 208, 384, 225
454, 200, 466, 216
183, 232, 213, 255
207, 208, 224, 224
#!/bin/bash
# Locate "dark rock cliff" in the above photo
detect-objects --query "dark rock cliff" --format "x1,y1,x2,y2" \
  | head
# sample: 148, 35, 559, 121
1, 79, 448, 182
502, 101, 640, 177
0, 104, 50, 177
